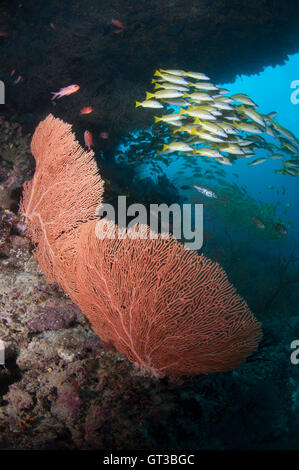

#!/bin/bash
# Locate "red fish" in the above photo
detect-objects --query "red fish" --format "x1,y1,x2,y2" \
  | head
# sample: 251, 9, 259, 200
0, 31, 8, 37
112, 19, 125, 29
100, 131, 109, 139
12, 75, 24, 85
51, 84, 80, 100
84, 130, 93, 150
80, 106, 93, 114
113, 28, 125, 34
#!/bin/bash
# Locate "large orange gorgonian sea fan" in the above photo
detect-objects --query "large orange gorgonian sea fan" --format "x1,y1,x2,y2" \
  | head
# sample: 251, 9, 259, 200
75, 219, 262, 378
21, 114, 262, 379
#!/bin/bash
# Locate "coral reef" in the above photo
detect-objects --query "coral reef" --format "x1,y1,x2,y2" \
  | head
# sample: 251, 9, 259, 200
0, 115, 297, 450
0, 248, 297, 450
0, 117, 33, 213
0, 0, 299, 451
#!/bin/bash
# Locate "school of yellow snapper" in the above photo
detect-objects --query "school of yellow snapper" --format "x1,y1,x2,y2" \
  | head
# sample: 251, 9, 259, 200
136, 69, 299, 176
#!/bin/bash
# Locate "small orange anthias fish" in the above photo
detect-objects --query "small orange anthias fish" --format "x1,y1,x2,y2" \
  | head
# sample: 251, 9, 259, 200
80, 106, 93, 114
84, 130, 93, 150
111, 19, 125, 29
12, 75, 24, 85
100, 131, 109, 139
51, 84, 80, 100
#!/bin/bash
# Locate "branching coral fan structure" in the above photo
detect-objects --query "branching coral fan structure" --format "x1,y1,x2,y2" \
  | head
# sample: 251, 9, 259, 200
20, 114, 104, 296
21, 114, 262, 379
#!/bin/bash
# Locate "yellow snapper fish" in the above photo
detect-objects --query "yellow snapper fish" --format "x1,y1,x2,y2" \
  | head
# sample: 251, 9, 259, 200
224, 135, 241, 142
154, 113, 185, 123
159, 69, 185, 76
214, 95, 234, 104
239, 139, 255, 147
154, 83, 189, 92
146, 90, 184, 100
154, 70, 189, 86
219, 143, 244, 155
247, 134, 267, 145
282, 142, 298, 154
224, 114, 241, 121
192, 82, 218, 91
173, 124, 197, 134
276, 136, 295, 147
209, 109, 222, 117
217, 88, 230, 94
191, 132, 226, 143
167, 120, 185, 127
274, 122, 298, 143
212, 99, 234, 111
216, 121, 238, 134
234, 122, 263, 134
264, 126, 276, 137
182, 71, 210, 80
231, 93, 257, 107
180, 108, 216, 120
239, 143, 254, 151
160, 142, 194, 153
238, 106, 265, 127
192, 104, 217, 112
163, 99, 190, 106
212, 103, 234, 112
184, 92, 214, 102
214, 156, 233, 165
192, 106, 222, 117
284, 167, 299, 176
284, 159, 299, 166
198, 121, 228, 137
136, 99, 164, 108
193, 148, 222, 158
248, 158, 267, 166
